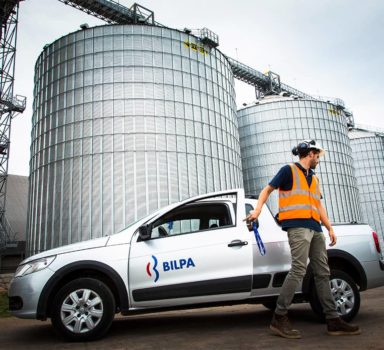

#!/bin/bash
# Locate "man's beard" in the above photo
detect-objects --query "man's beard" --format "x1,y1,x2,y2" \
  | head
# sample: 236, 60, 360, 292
310, 161, 318, 169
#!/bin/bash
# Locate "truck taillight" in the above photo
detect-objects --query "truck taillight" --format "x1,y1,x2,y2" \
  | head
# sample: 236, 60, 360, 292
372, 231, 381, 254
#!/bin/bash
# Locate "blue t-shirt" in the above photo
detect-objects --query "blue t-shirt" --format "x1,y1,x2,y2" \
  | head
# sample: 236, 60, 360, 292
269, 163, 322, 232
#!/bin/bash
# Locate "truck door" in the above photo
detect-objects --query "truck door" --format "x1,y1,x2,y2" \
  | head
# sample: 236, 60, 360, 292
245, 200, 292, 296
128, 189, 253, 308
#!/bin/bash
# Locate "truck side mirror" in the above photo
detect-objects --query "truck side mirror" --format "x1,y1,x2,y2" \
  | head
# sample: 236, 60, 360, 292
139, 224, 152, 240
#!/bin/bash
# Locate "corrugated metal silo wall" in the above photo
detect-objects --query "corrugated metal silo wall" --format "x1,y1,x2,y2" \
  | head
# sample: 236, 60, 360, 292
349, 130, 384, 241
238, 97, 361, 224
27, 24, 242, 255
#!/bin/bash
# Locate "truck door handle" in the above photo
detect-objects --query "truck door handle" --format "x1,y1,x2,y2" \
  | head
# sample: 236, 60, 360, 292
228, 240, 248, 247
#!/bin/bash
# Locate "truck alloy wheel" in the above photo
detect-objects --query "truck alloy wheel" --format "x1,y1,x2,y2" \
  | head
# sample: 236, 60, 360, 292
309, 269, 360, 322
51, 278, 115, 341
331, 275, 356, 316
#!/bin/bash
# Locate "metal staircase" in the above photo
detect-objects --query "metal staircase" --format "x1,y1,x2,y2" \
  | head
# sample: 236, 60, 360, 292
0, 0, 26, 249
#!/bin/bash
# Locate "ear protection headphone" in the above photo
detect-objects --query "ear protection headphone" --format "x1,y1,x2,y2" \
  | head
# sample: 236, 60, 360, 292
292, 140, 316, 156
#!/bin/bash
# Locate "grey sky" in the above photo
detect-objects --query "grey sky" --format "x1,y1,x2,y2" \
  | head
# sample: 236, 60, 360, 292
9, 0, 384, 176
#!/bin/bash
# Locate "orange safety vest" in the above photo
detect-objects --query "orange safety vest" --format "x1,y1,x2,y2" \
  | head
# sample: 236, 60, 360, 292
278, 164, 321, 223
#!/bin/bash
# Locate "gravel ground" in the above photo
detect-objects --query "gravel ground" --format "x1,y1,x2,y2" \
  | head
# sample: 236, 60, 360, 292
0, 286, 383, 349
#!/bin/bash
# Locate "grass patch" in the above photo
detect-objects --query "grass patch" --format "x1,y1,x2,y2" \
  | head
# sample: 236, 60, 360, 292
0, 291, 11, 317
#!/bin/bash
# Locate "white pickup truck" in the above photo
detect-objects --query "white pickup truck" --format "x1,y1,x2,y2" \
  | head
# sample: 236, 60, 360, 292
8, 189, 384, 341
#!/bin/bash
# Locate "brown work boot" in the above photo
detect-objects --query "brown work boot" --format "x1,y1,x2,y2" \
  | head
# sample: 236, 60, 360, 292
270, 313, 301, 339
326, 317, 361, 336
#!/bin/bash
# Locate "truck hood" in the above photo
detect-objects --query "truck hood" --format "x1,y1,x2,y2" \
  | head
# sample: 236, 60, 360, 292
21, 236, 110, 264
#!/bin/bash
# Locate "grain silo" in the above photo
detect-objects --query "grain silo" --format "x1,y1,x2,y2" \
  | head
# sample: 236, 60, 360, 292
27, 24, 242, 255
238, 95, 361, 224
349, 128, 384, 240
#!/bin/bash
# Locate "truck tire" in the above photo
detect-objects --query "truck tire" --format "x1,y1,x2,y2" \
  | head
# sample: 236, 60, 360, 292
51, 278, 115, 341
309, 269, 360, 322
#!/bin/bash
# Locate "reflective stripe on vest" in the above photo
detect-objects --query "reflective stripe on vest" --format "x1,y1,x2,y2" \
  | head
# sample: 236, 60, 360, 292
279, 204, 320, 213
278, 164, 321, 222
279, 190, 321, 200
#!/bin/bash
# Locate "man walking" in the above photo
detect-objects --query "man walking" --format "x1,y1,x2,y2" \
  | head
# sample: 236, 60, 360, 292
246, 140, 361, 339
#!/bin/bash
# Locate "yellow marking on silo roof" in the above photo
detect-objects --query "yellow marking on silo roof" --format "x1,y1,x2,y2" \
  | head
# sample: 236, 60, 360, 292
183, 41, 209, 56
328, 107, 342, 116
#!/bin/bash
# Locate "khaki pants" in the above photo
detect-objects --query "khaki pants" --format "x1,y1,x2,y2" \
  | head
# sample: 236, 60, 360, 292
275, 227, 338, 319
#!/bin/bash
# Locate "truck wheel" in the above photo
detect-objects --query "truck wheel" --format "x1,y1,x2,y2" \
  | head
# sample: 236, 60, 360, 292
51, 278, 115, 341
309, 269, 360, 322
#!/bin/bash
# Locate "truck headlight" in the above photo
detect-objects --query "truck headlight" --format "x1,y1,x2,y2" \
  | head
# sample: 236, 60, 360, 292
14, 256, 56, 278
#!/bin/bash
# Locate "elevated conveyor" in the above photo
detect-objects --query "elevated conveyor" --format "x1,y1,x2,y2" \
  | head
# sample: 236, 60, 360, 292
57, 0, 158, 25
226, 56, 315, 99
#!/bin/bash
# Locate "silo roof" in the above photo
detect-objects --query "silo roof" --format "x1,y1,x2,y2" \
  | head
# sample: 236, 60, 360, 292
349, 128, 382, 139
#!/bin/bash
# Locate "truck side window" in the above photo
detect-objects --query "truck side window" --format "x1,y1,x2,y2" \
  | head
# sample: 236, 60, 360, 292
151, 202, 233, 239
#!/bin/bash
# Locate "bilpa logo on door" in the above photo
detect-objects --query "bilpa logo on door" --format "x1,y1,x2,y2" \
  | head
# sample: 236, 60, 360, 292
146, 255, 160, 282
146, 255, 196, 283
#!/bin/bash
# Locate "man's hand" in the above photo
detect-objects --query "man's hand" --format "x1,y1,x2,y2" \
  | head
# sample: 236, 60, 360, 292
328, 228, 337, 246
243, 185, 274, 223
244, 208, 261, 223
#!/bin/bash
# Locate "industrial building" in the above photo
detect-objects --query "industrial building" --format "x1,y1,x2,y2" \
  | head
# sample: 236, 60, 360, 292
238, 95, 361, 224
0, 175, 28, 273
349, 128, 384, 243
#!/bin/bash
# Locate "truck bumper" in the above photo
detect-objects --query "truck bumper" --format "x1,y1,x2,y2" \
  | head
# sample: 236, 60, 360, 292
8, 268, 55, 319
